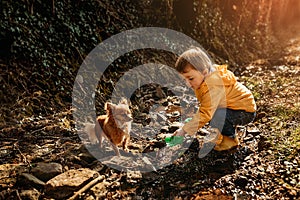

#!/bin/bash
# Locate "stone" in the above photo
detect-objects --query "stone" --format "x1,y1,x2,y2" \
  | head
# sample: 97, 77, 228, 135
0, 164, 27, 189
160, 126, 169, 133
234, 176, 248, 188
31, 162, 63, 182
168, 122, 183, 132
90, 181, 109, 199
19, 189, 40, 200
157, 113, 167, 122
44, 168, 99, 199
78, 152, 97, 164
18, 173, 45, 189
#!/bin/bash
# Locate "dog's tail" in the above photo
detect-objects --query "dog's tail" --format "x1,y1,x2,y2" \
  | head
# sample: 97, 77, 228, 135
83, 122, 98, 144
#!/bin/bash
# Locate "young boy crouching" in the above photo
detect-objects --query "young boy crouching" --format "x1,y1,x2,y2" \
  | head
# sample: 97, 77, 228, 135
173, 47, 256, 151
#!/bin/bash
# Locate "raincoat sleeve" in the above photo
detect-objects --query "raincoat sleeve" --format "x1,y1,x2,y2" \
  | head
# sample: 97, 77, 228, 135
182, 84, 225, 136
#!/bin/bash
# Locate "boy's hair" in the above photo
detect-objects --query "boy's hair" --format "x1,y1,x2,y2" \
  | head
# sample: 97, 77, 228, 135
175, 47, 213, 73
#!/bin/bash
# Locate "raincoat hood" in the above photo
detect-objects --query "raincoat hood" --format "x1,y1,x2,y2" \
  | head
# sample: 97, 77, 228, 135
204, 64, 237, 86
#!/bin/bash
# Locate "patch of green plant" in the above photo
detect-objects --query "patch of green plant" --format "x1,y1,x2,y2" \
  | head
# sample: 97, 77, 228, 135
0, 0, 140, 106
272, 104, 300, 121
241, 77, 263, 100
267, 104, 300, 162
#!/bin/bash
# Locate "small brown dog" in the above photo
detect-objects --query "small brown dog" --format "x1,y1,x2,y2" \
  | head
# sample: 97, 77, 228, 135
86, 98, 132, 156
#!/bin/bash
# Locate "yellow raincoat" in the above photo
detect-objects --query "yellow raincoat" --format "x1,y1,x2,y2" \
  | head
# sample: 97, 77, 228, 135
183, 65, 256, 135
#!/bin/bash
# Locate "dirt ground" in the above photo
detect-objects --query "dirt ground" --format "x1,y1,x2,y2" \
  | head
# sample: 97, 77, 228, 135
0, 36, 299, 199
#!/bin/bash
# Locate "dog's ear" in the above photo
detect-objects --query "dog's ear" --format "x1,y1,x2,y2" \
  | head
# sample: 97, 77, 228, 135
104, 102, 114, 113
119, 98, 129, 105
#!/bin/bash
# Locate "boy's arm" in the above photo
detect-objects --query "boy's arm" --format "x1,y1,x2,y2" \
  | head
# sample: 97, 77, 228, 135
173, 127, 186, 136
181, 112, 201, 135
182, 85, 225, 136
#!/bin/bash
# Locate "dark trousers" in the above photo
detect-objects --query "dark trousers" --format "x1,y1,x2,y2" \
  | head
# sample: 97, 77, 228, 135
210, 108, 256, 138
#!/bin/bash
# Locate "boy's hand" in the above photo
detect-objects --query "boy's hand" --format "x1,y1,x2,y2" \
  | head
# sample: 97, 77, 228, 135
173, 128, 186, 137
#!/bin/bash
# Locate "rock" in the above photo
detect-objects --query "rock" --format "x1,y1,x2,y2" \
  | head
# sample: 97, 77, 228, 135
234, 176, 248, 188
157, 113, 167, 122
19, 189, 40, 200
90, 181, 110, 199
256, 112, 266, 119
31, 162, 63, 182
44, 168, 99, 199
257, 136, 271, 151
78, 152, 97, 164
173, 111, 181, 117
160, 126, 169, 133
154, 86, 166, 99
165, 104, 181, 114
243, 134, 254, 142
193, 192, 234, 200
288, 189, 298, 197
168, 122, 183, 132
0, 164, 27, 189
101, 156, 140, 170
126, 170, 142, 184
18, 173, 45, 189
246, 127, 261, 136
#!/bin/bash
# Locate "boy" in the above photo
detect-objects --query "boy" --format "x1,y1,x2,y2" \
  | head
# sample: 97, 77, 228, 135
173, 47, 256, 151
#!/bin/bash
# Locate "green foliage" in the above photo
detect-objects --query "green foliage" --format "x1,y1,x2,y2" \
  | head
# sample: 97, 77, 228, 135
1, 0, 139, 106
0, 0, 141, 123
272, 104, 300, 121
1, 0, 297, 120
189, 0, 279, 65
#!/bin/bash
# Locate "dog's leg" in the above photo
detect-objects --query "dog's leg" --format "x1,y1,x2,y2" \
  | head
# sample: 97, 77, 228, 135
110, 142, 121, 156
122, 135, 130, 152
84, 123, 98, 144
95, 119, 104, 148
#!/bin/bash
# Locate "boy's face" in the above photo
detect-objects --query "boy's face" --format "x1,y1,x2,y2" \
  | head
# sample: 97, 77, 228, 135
181, 64, 206, 90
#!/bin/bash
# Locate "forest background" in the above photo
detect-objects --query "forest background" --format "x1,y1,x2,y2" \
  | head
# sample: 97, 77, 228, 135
1, 0, 300, 199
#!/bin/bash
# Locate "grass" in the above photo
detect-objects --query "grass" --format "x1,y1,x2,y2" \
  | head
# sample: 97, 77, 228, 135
241, 70, 300, 163
272, 104, 300, 120
267, 105, 300, 161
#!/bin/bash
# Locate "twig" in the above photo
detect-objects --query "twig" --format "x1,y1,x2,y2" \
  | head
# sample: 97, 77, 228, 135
15, 189, 22, 200
68, 174, 105, 200
30, 127, 46, 135
13, 142, 31, 167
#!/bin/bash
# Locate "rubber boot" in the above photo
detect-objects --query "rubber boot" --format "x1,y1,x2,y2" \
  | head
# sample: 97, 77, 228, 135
203, 128, 223, 145
214, 135, 239, 151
